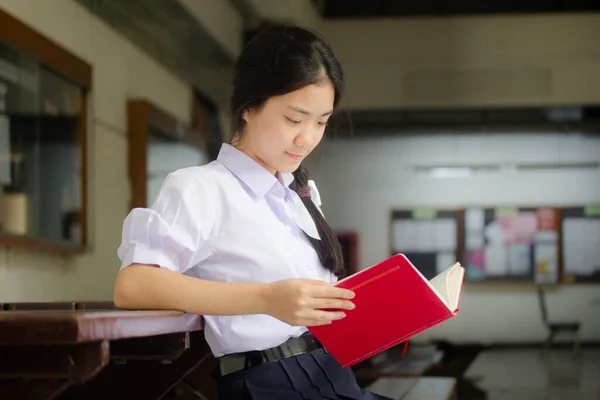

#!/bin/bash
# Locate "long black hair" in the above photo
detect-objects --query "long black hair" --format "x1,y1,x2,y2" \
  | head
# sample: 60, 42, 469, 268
230, 25, 346, 278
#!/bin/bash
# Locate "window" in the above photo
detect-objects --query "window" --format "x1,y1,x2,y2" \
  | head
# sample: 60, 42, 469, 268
127, 100, 208, 209
0, 9, 91, 253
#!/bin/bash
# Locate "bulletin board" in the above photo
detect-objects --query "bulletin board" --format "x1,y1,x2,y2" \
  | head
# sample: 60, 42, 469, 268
389, 208, 460, 280
561, 205, 600, 283
461, 207, 561, 283
390, 205, 599, 284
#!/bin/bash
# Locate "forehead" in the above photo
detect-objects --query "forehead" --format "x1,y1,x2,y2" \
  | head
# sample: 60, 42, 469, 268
268, 82, 334, 113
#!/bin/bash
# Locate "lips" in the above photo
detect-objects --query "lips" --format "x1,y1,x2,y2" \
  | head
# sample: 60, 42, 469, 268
285, 152, 304, 161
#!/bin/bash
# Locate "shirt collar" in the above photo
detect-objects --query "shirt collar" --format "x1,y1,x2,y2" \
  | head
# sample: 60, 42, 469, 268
216, 144, 320, 240
217, 143, 294, 197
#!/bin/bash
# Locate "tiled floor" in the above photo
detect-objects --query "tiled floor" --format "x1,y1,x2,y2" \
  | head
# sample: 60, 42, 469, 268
464, 347, 600, 400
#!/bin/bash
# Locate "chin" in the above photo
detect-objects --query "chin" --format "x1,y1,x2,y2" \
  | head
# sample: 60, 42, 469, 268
278, 166, 298, 174
277, 162, 302, 174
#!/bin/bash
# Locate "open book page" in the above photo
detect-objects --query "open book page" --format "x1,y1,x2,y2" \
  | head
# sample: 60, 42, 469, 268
428, 262, 464, 311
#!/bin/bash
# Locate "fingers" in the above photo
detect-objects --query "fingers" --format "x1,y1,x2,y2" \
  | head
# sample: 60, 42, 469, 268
295, 279, 355, 299
311, 285, 355, 300
300, 310, 347, 327
308, 298, 355, 311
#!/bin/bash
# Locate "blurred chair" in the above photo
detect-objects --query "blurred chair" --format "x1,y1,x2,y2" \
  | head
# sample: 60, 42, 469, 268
536, 285, 581, 356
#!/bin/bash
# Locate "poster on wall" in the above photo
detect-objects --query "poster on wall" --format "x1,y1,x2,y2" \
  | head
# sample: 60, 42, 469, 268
534, 208, 559, 284
463, 207, 559, 282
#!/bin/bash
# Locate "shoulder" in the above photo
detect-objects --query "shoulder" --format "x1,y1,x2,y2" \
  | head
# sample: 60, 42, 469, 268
158, 162, 231, 195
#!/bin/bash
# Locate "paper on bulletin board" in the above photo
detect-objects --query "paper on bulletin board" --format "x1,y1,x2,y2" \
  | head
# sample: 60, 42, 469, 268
484, 244, 508, 276
563, 219, 600, 276
507, 244, 531, 275
393, 220, 417, 252
0, 114, 10, 185
465, 208, 484, 233
535, 243, 558, 284
435, 219, 457, 252
415, 220, 436, 251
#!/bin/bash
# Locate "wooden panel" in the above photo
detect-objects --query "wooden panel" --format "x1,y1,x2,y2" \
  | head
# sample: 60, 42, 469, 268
0, 379, 71, 400
127, 100, 149, 210
0, 309, 203, 344
3, 301, 115, 311
0, 341, 108, 379
59, 331, 215, 400
110, 332, 190, 362
0, 8, 92, 88
5, 302, 76, 311
0, 304, 211, 400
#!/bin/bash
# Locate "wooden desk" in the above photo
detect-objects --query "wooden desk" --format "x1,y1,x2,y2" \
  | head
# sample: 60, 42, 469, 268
0, 302, 216, 400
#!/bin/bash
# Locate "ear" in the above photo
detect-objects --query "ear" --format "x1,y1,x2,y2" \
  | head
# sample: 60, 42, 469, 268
241, 108, 251, 123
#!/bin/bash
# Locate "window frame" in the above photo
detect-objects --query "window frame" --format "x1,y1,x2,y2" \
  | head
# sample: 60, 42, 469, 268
127, 99, 207, 210
0, 9, 91, 254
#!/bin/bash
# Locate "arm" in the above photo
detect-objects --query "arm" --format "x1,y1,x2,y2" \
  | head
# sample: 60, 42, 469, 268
113, 263, 269, 316
115, 170, 354, 326
113, 263, 355, 326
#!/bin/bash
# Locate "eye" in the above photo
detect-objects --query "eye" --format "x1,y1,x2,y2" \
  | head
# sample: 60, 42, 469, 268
286, 117, 301, 124
317, 121, 328, 127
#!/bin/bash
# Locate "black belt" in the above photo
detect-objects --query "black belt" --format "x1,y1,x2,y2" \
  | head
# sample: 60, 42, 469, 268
215, 333, 324, 378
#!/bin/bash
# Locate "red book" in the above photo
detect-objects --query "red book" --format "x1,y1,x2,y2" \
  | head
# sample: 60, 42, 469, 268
308, 253, 465, 368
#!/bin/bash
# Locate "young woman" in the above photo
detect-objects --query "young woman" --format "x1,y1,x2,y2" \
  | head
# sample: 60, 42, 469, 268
115, 26, 392, 400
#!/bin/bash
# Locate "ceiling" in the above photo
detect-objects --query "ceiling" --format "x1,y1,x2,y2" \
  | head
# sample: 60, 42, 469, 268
327, 106, 600, 137
313, 0, 600, 18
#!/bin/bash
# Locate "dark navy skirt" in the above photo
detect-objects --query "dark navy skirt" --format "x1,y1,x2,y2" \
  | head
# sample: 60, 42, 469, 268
217, 348, 392, 400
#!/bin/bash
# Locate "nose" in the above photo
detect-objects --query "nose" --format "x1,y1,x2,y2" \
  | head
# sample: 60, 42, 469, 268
294, 128, 319, 150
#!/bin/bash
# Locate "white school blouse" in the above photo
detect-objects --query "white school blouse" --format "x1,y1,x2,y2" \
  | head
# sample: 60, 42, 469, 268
117, 143, 336, 357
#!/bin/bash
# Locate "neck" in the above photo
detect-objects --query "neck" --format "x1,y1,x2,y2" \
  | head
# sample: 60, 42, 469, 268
230, 140, 278, 176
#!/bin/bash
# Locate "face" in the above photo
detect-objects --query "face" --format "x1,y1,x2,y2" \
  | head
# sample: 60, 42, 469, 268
237, 80, 335, 175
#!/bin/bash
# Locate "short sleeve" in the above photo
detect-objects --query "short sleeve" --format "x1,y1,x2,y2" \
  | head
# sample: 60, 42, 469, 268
117, 169, 216, 274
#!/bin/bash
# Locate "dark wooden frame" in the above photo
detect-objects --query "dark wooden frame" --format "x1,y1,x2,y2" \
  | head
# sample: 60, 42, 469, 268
0, 8, 91, 254
127, 99, 206, 210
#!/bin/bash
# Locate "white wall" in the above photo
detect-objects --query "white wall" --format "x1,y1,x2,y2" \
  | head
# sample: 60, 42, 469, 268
313, 133, 600, 344
321, 13, 600, 109
0, 0, 198, 301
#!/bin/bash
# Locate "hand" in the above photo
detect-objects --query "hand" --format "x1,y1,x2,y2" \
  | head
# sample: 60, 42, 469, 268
264, 279, 355, 327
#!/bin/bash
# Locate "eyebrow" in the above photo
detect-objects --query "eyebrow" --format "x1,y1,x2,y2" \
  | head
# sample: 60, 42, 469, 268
287, 106, 333, 117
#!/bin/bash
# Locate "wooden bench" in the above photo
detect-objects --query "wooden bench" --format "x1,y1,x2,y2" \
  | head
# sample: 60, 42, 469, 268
368, 376, 457, 400
0, 301, 217, 400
